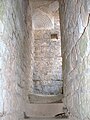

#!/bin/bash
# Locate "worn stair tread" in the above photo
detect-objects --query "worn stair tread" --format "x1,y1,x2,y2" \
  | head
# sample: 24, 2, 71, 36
22, 118, 70, 120
28, 94, 63, 104
25, 103, 64, 118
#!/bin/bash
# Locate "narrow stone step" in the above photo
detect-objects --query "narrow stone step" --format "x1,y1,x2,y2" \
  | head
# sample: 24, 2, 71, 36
25, 103, 64, 118
31, 118, 70, 120
22, 118, 70, 120
28, 94, 63, 104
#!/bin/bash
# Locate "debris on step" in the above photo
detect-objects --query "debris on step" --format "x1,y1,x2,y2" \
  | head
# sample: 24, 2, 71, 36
54, 112, 69, 119
24, 112, 30, 119
55, 106, 70, 119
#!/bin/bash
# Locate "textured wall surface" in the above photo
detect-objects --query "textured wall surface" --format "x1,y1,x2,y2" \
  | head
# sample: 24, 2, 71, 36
30, 0, 62, 95
59, 0, 90, 120
0, 0, 33, 119
27, 2, 34, 94
33, 30, 62, 95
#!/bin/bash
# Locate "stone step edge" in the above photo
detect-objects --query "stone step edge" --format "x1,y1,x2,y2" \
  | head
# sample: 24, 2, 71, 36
28, 93, 63, 104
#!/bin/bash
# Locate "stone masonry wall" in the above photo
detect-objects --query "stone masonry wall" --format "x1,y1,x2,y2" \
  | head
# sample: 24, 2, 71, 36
59, 0, 90, 120
0, 0, 33, 120
33, 30, 62, 95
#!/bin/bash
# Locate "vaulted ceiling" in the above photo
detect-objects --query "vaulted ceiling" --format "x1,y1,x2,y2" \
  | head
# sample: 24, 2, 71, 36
30, 0, 60, 30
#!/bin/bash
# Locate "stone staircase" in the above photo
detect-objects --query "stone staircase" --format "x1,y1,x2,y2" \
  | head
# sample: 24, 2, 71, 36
23, 94, 70, 120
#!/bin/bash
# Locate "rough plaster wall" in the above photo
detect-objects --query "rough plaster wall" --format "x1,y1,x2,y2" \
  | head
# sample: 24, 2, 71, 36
59, 0, 90, 120
0, 0, 33, 119
33, 30, 62, 95
27, 2, 34, 94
